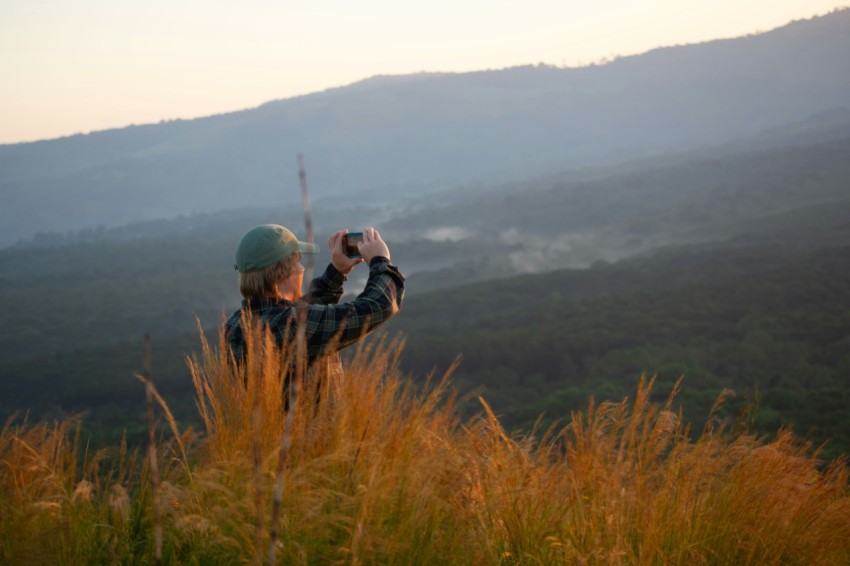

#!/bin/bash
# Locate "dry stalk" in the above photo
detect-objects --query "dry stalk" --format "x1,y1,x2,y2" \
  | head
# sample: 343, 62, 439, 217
268, 152, 315, 564
252, 332, 265, 566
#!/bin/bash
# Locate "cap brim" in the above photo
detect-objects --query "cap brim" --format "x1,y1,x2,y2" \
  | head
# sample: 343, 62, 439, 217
298, 241, 320, 254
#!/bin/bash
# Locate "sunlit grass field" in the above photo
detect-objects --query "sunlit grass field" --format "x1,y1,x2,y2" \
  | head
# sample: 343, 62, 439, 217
2, 325, 849, 564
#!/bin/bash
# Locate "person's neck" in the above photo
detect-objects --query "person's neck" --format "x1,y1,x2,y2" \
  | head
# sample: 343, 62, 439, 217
279, 290, 299, 301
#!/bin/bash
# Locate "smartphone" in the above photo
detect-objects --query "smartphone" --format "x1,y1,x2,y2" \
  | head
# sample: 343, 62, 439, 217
341, 231, 363, 258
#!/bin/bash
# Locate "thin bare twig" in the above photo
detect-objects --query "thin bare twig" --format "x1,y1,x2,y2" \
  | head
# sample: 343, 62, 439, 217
297, 152, 316, 284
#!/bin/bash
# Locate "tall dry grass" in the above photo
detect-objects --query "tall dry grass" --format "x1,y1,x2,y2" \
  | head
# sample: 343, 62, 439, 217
0, 415, 141, 564
1, 323, 849, 564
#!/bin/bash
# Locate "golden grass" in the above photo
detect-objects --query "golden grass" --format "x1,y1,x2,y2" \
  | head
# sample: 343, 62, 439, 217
1, 324, 849, 564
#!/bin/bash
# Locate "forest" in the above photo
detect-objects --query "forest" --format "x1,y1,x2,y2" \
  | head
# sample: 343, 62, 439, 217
2, 117, 849, 459
2, 240, 848, 459
396, 244, 850, 458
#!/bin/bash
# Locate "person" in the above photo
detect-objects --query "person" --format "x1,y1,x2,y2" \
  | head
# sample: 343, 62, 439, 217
224, 224, 405, 378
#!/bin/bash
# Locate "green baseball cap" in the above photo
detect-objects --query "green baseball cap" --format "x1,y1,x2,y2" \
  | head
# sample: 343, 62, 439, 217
234, 224, 319, 273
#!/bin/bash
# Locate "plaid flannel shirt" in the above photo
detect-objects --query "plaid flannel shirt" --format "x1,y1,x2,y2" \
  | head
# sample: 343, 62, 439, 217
224, 257, 405, 363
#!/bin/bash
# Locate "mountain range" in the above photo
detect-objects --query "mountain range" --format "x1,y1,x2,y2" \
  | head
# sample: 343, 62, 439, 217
1, 9, 849, 245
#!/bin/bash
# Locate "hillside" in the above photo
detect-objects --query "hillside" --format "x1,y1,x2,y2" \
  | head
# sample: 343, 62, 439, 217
395, 244, 850, 457
3, 241, 849, 458
1, 9, 849, 244
3, 122, 849, 368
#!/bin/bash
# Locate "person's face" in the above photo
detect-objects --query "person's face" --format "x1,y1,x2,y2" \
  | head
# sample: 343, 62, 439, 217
280, 260, 305, 300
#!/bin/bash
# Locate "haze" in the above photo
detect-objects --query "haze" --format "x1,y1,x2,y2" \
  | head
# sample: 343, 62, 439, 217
1, 0, 846, 144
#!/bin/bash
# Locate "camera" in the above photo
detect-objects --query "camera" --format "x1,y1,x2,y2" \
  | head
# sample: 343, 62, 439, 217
341, 231, 363, 258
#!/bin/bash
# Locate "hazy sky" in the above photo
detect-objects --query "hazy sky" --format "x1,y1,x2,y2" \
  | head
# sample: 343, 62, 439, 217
1, 0, 846, 144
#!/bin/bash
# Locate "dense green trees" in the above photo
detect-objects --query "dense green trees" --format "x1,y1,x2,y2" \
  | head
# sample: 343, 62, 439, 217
395, 245, 850, 457
4, 242, 846, 457
3, 128, 850, 459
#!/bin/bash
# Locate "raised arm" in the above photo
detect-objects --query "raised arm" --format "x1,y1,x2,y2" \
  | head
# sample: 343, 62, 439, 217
302, 228, 404, 358
304, 229, 364, 305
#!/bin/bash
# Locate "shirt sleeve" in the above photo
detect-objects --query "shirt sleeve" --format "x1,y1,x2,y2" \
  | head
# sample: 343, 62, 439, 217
302, 257, 405, 358
304, 264, 346, 305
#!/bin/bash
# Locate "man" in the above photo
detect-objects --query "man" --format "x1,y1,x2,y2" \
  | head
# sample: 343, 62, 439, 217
224, 224, 405, 374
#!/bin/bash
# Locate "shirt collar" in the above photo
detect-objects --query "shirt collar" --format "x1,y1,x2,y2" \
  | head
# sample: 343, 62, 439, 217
242, 296, 291, 310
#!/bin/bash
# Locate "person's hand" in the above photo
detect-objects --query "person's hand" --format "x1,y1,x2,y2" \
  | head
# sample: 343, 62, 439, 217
357, 227, 391, 263
328, 230, 364, 275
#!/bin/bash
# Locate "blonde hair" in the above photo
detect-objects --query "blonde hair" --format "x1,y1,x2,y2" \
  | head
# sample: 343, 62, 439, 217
239, 253, 301, 300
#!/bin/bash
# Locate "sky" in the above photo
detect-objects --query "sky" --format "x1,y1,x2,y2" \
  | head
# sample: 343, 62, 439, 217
1, 0, 847, 144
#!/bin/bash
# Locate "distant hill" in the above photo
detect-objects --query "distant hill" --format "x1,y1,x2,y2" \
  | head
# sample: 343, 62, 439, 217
1, 9, 849, 244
